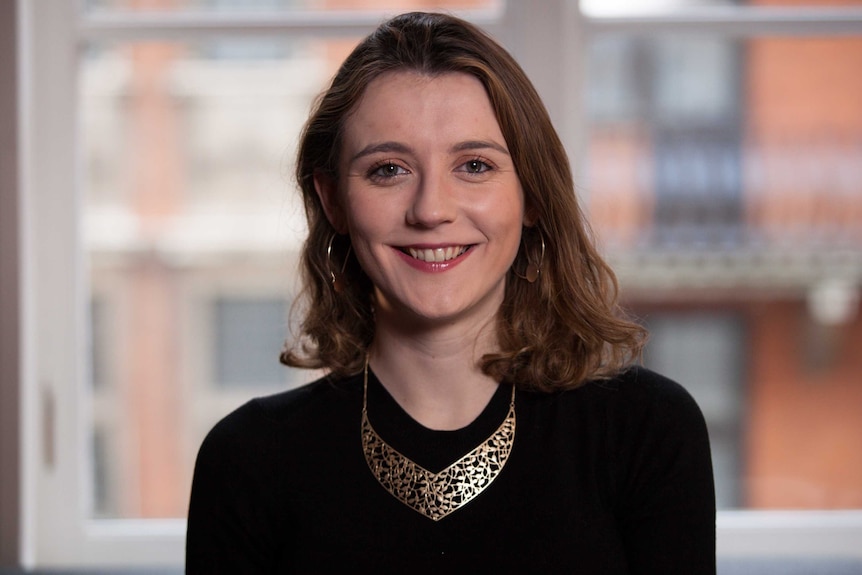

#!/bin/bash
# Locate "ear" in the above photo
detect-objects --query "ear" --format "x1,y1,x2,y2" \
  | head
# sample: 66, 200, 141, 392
313, 170, 347, 233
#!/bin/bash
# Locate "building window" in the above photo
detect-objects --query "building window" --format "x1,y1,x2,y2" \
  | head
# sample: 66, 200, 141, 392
212, 297, 289, 388
643, 312, 746, 509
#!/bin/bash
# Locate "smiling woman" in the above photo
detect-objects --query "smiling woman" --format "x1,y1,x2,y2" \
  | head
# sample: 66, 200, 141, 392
186, 11, 716, 573
317, 72, 526, 341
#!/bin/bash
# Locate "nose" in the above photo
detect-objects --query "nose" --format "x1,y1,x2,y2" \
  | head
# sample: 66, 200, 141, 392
405, 171, 457, 228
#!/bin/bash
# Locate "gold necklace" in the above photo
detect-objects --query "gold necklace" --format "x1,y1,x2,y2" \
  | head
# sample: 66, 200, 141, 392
361, 359, 516, 521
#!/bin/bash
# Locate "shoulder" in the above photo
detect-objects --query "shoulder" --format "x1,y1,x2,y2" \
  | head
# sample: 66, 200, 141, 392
526, 365, 708, 447
195, 373, 361, 467
187, 375, 362, 571
250, 372, 361, 423
580, 365, 704, 421
576, 366, 712, 472
585, 364, 690, 396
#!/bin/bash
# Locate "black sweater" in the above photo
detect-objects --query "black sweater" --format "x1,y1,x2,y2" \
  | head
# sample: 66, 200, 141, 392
187, 366, 716, 573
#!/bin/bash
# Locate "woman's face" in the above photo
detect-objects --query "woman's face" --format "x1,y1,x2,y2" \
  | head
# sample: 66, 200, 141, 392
316, 71, 526, 330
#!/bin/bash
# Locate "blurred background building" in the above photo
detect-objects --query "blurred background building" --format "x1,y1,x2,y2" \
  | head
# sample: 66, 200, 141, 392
80, 0, 862, 519
4, 0, 861, 569
585, 3, 862, 510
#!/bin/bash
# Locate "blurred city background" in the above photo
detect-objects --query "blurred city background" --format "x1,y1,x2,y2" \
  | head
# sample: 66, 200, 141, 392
74, 0, 862, 526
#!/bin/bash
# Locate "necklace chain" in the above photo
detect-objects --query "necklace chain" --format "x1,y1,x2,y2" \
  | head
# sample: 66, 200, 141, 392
361, 359, 516, 521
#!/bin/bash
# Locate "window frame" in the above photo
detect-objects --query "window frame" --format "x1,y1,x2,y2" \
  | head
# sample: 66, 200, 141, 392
15, 0, 862, 567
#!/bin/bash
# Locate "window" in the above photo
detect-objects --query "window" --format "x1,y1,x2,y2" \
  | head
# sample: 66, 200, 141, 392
16, 0, 862, 568
644, 312, 746, 509
212, 298, 291, 389
580, 0, 862, 561
588, 34, 744, 246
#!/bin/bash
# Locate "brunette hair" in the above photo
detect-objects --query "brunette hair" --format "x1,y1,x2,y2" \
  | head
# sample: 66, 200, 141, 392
281, 11, 646, 391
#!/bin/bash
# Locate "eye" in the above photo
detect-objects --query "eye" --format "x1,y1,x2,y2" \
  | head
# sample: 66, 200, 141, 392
368, 162, 409, 180
460, 159, 493, 175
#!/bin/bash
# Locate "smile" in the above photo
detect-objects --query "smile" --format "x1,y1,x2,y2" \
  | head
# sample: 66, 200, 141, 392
404, 246, 470, 263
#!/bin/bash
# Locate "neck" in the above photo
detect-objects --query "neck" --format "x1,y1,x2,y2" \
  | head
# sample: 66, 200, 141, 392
368, 315, 501, 431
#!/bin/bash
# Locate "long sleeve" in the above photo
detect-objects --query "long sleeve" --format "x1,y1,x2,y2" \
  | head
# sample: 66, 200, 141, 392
186, 401, 282, 573
615, 371, 717, 574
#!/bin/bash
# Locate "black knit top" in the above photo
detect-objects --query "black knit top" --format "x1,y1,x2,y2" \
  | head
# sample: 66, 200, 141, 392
187, 366, 716, 574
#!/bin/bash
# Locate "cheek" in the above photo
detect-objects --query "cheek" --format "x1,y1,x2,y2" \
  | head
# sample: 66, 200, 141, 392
502, 203, 528, 260
484, 193, 525, 241
341, 194, 397, 277
344, 193, 389, 241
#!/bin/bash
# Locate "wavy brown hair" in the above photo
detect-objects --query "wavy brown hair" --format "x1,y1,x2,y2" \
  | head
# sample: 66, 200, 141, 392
281, 11, 646, 391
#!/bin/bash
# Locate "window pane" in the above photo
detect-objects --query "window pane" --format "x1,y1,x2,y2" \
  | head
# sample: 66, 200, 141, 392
81, 36, 341, 519
213, 298, 289, 388
581, 0, 862, 16
643, 312, 746, 510
83, 0, 501, 14
585, 34, 862, 510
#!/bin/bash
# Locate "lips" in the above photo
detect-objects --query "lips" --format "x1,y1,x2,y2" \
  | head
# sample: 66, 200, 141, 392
405, 246, 470, 263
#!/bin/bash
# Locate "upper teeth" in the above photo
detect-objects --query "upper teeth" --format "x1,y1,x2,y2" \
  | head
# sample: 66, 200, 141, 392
407, 246, 467, 262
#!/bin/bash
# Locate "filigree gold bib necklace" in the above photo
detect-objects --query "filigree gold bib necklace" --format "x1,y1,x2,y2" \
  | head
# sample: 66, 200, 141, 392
361, 360, 516, 521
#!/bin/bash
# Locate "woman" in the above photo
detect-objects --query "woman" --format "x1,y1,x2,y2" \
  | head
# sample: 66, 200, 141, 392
187, 11, 715, 573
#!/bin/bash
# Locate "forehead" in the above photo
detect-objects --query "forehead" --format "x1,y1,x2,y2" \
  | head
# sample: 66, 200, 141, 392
343, 70, 502, 141
359, 69, 488, 101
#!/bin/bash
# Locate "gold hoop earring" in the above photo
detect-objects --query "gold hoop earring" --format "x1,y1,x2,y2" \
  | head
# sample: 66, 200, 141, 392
327, 234, 352, 293
514, 230, 545, 283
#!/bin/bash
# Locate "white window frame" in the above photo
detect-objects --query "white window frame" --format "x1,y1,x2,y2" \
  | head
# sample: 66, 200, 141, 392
15, 0, 862, 568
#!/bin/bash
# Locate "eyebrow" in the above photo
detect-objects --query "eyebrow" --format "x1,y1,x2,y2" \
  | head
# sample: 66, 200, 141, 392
451, 140, 510, 156
349, 139, 510, 164
349, 142, 413, 164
